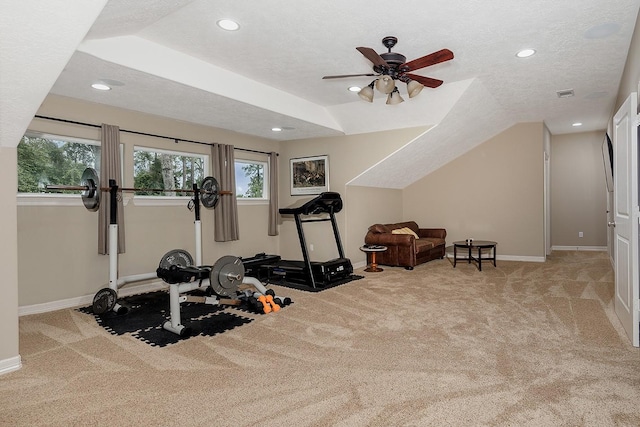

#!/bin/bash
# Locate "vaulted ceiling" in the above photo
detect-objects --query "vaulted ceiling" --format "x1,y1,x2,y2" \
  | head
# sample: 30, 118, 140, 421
2, 0, 639, 188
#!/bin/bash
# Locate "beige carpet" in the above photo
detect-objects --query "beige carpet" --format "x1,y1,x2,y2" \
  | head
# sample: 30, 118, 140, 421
2, 251, 640, 426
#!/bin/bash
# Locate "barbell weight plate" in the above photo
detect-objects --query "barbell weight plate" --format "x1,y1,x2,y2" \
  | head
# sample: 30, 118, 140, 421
210, 255, 244, 297
158, 249, 194, 270
81, 167, 100, 212
200, 176, 220, 209
92, 287, 117, 314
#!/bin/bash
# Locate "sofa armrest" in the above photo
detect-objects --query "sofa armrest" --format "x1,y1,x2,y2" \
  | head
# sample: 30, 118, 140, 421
418, 228, 447, 239
365, 232, 414, 247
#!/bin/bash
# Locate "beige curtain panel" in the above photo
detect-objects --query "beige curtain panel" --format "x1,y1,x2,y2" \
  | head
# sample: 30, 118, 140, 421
211, 143, 239, 241
98, 124, 125, 254
268, 152, 279, 236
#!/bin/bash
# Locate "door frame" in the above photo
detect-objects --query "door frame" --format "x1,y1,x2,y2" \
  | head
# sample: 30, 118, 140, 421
612, 92, 639, 347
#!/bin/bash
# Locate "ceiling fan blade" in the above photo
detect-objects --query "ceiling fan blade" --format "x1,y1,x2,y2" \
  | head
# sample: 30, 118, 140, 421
404, 74, 444, 88
356, 47, 388, 67
322, 73, 378, 80
401, 49, 454, 72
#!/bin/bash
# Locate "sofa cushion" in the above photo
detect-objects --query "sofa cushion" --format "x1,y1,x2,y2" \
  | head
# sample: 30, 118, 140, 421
391, 227, 419, 239
415, 239, 435, 253
369, 224, 390, 234
421, 237, 445, 249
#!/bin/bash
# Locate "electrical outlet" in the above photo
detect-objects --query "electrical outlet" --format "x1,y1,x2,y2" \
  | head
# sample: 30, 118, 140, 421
578, 232, 583, 238
310, 243, 314, 251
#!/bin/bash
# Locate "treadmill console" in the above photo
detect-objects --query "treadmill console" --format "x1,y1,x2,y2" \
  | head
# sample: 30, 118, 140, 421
279, 192, 343, 215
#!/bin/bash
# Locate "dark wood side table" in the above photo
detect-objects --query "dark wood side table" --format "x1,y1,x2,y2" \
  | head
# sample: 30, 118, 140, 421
453, 240, 497, 271
360, 245, 388, 272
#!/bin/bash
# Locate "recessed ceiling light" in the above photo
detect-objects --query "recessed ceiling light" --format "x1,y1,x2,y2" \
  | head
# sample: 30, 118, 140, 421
217, 19, 239, 31
271, 127, 282, 132
572, 122, 583, 127
348, 86, 361, 92
516, 49, 536, 58
91, 83, 111, 91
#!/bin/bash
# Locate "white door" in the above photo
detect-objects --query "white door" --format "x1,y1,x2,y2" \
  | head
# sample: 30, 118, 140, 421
613, 92, 639, 347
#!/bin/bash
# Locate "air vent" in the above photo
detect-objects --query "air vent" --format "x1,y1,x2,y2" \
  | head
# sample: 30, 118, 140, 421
556, 89, 575, 98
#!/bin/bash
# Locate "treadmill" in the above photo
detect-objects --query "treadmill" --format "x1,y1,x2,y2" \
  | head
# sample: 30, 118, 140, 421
270, 192, 353, 289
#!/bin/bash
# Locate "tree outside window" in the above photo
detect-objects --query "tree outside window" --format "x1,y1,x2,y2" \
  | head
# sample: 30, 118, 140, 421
17, 133, 100, 193
133, 147, 207, 196
235, 160, 267, 199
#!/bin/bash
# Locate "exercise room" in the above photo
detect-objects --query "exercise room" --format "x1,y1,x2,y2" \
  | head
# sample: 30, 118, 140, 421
2, 1, 640, 425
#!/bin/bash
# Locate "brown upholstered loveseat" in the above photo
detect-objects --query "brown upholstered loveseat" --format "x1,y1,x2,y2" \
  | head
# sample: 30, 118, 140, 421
364, 221, 446, 270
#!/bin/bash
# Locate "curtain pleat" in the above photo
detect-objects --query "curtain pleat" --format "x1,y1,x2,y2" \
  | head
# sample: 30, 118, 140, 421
98, 124, 125, 254
268, 152, 279, 236
211, 144, 239, 241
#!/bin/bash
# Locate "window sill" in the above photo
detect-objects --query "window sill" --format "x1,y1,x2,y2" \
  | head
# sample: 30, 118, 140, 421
17, 194, 83, 207
17, 193, 134, 207
17, 194, 268, 207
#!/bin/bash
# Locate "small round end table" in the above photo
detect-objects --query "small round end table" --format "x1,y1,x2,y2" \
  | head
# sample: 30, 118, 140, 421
360, 245, 387, 272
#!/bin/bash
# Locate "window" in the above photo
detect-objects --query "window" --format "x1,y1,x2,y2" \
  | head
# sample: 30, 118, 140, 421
235, 159, 268, 200
133, 146, 208, 196
17, 132, 100, 194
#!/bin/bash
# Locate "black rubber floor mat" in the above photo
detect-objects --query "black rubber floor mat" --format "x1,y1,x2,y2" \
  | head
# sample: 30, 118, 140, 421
78, 291, 253, 347
133, 312, 253, 347
266, 274, 364, 292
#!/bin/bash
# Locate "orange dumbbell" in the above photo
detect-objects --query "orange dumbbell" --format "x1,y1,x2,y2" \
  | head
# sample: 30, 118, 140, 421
257, 295, 272, 314
265, 295, 281, 312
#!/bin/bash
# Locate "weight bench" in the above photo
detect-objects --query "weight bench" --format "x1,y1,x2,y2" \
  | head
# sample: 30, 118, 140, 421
156, 254, 290, 337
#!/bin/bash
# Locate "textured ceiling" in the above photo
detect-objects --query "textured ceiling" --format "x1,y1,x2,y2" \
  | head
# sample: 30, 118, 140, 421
8, 0, 640, 187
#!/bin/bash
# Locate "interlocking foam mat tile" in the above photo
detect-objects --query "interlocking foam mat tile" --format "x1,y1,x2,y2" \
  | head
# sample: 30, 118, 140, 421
78, 291, 253, 347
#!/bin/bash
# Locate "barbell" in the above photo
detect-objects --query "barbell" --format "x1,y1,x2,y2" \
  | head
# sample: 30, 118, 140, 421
46, 167, 232, 211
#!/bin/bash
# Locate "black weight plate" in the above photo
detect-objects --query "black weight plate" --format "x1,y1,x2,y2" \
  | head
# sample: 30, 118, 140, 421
159, 249, 194, 269
200, 176, 220, 209
81, 167, 100, 212
210, 255, 244, 297
92, 287, 117, 314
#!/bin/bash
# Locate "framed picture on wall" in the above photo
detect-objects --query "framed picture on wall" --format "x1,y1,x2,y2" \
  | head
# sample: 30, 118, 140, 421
290, 155, 329, 195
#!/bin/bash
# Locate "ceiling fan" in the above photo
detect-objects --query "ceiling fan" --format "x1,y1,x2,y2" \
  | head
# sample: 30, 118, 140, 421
322, 36, 454, 104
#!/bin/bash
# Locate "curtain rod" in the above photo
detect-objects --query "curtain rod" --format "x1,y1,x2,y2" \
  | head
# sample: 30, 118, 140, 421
34, 115, 278, 157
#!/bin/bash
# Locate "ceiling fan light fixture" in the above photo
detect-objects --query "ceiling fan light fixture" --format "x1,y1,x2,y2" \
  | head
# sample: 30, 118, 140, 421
376, 75, 395, 94
358, 81, 375, 102
407, 80, 424, 98
386, 88, 404, 105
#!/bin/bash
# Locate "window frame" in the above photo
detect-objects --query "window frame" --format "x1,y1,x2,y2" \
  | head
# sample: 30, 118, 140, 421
16, 131, 115, 207
131, 145, 209, 207
234, 157, 269, 205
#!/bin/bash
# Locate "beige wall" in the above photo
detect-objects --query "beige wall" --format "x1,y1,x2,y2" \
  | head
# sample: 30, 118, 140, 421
403, 123, 545, 259
615, 8, 640, 111
18, 95, 280, 306
345, 185, 403, 265
278, 127, 428, 264
19, 96, 427, 306
550, 131, 608, 248
0, 148, 19, 365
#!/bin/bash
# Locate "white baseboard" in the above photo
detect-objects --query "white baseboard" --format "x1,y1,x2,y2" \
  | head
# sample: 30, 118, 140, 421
551, 246, 607, 252
0, 355, 22, 376
18, 281, 167, 316
497, 255, 546, 262
352, 260, 367, 270
446, 253, 545, 263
